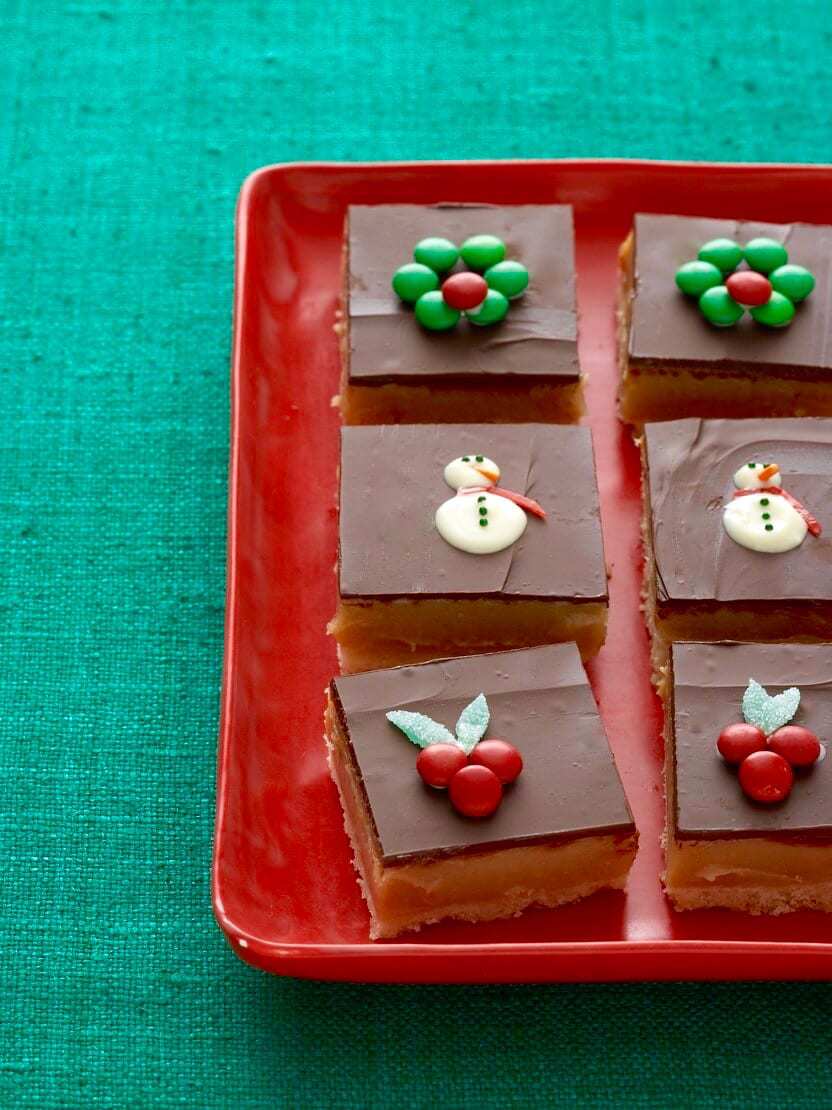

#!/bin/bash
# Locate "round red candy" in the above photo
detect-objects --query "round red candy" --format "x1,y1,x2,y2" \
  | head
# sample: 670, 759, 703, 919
767, 725, 822, 768
441, 272, 488, 311
449, 763, 502, 817
738, 750, 794, 804
717, 722, 767, 764
470, 739, 524, 784
725, 270, 773, 307
416, 743, 468, 789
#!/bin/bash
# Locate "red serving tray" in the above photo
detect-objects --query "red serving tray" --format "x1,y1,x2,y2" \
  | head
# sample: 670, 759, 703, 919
213, 160, 832, 981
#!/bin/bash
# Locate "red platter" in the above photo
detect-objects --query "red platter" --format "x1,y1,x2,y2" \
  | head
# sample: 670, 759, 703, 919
213, 160, 832, 981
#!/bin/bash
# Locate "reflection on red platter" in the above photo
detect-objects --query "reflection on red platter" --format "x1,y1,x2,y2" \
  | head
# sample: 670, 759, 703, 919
213, 160, 832, 982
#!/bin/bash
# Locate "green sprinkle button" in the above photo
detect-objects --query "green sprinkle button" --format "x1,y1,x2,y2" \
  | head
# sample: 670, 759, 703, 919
675, 260, 723, 297
484, 260, 529, 300
750, 291, 796, 328
413, 237, 459, 273
392, 263, 440, 304
414, 290, 461, 331
698, 285, 744, 327
466, 288, 509, 326
460, 235, 506, 272
744, 238, 788, 275
698, 238, 743, 273
769, 264, 815, 303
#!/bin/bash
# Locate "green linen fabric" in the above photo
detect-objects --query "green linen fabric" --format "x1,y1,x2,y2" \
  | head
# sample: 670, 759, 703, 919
2, 1, 832, 1106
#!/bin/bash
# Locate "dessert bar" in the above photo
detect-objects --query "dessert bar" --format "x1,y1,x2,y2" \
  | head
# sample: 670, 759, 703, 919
664, 642, 832, 914
619, 214, 832, 424
326, 644, 636, 938
338, 204, 583, 424
330, 423, 608, 673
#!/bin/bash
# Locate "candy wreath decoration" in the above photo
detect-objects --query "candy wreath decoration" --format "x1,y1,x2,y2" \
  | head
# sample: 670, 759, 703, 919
391, 235, 530, 331
675, 237, 815, 328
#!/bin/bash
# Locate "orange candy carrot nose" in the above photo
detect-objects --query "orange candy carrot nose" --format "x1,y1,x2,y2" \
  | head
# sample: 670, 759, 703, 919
758, 464, 780, 482
474, 465, 499, 483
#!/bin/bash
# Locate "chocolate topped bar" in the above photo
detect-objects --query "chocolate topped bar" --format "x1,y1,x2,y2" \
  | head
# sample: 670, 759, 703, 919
644, 418, 832, 605
630, 214, 832, 376
339, 423, 607, 602
348, 204, 578, 385
330, 644, 634, 864
671, 642, 832, 840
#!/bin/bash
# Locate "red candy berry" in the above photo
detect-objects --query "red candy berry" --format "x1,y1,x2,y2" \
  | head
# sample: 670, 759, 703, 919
449, 764, 502, 817
416, 743, 468, 789
725, 270, 773, 307
470, 739, 524, 784
717, 722, 767, 764
738, 750, 794, 804
441, 272, 488, 311
767, 725, 822, 768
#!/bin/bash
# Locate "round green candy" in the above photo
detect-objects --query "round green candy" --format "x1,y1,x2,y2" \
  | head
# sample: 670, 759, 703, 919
460, 235, 506, 271
392, 263, 440, 304
750, 291, 795, 328
466, 288, 509, 326
414, 290, 461, 331
413, 237, 459, 273
484, 260, 529, 300
769, 263, 815, 303
698, 285, 744, 327
675, 260, 723, 297
743, 238, 788, 274
698, 238, 743, 273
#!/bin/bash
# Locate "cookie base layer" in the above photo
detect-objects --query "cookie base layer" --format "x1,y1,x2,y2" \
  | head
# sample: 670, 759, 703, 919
325, 697, 635, 939
328, 597, 608, 674
618, 233, 832, 425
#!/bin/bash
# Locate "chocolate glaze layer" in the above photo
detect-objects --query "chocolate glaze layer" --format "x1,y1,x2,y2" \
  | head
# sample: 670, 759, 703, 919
331, 644, 634, 863
629, 214, 832, 375
339, 424, 607, 601
671, 642, 832, 839
645, 418, 832, 603
348, 205, 579, 384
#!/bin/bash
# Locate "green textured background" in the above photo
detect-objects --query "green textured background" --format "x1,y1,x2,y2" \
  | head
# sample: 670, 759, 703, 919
3, 2, 832, 1106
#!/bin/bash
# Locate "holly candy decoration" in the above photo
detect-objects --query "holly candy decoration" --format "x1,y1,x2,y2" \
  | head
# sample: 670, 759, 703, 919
717, 679, 823, 805
386, 694, 523, 817
392, 235, 530, 330
675, 237, 815, 328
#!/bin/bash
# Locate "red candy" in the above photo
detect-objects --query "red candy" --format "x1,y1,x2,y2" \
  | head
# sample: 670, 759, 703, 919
416, 743, 468, 789
738, 750, 794, 804
717, 722, 767, 764
441, 272, 488, 311
767, 725, 822, 768
470, 738, 524, 784
449, 764, 502, 817
725, 270, 773, 307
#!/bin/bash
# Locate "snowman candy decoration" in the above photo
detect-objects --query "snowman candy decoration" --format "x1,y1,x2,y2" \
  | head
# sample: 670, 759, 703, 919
435, 454, 546, 555
723, 460, 821, 554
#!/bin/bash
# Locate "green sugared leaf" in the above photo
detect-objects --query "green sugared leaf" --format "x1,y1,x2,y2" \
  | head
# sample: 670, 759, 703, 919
454, 693, 490, 754
386, 710, 455, 748
741, 678, 800, 736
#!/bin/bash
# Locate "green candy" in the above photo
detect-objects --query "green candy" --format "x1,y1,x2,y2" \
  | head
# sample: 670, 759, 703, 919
698, 238, 743, 273
392, 262, 440, 304
698, 285, 744, 327
413, 237, 459, 273
414, 290, 461, 331
484, 260, 529, 300
675, 260, 723, 297
769, 264, 815, 303
460, 235, 506, 271
466, 288, 509, 326
750, 291, 796, 328
743, 237, 788, 274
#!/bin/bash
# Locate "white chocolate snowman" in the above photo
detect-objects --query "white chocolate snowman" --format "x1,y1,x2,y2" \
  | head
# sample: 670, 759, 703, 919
722, 460, 807, 554
435, 455, 528, 554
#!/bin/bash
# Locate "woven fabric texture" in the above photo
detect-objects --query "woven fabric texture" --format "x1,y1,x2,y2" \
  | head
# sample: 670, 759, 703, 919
2, 1, 832, 1106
